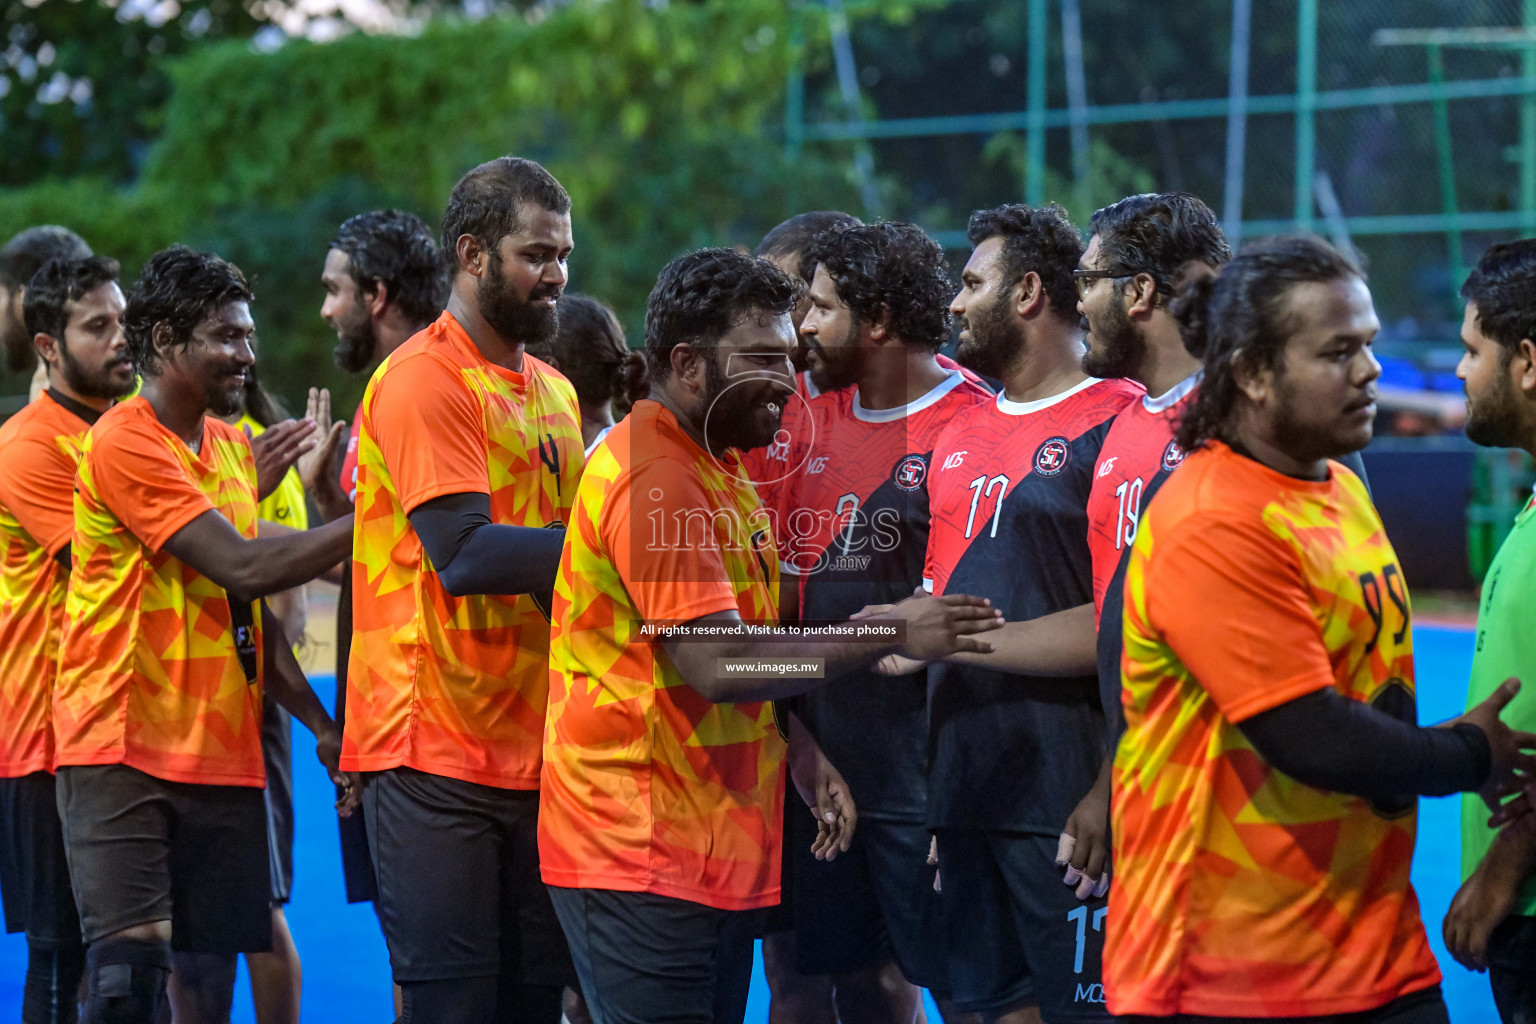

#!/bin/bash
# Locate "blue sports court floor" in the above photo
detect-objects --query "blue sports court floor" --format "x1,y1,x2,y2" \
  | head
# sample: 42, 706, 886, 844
0, 626, 1502, 1022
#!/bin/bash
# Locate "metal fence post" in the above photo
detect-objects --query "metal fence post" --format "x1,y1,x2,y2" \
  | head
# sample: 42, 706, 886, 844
1524, 0, 1536, 234
1026, 0, 1047, 206
1223, 0, 1252, 242
1428, 43, 1465, 306
786, 0, 806, 160
1294, 0, 1318, 230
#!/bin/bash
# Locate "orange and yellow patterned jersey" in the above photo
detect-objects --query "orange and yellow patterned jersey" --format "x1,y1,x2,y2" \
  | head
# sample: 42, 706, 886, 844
341, 312, 585, 789
0, 393, 96, 776
539, 400, 787, 911
54, 398, 266, 787
1107, 441, 1440, 1018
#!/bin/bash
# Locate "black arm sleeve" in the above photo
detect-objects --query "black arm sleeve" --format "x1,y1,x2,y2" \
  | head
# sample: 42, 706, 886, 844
407, 492, 565, 600
1237, 688, 1490, 805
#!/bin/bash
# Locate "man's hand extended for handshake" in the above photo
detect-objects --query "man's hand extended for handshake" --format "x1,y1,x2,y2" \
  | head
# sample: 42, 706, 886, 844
855, 588, 1004, 662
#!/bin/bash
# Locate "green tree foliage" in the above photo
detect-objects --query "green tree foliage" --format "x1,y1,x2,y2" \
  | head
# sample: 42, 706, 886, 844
0, 0, 869, 410
0, 0, 264, 185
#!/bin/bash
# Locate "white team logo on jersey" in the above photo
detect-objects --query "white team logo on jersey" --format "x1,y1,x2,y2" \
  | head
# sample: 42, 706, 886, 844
1161, 439, 1186, 472
1034, 436, 1071, 477
1096, 456, 1118, 479
894, 455, 928, 491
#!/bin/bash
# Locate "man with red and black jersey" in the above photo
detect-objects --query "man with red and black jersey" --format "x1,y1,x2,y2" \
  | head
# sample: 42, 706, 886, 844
743, 211, 863, 533
774, 222, 991, 1022
923, 204, 1138, 1024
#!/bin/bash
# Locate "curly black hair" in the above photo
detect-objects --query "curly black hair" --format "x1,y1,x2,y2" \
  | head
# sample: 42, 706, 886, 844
644, 248, 798, 381
331, 210, 448, 352
1, 225, 91, 290
22, 256, 121, 341
1089, 192, 1231, 301
755, 210, 863, 284
967, 203, 1084, 326
803, 222, 953, 352
526, 293, 628, 406
441, 156, 570, 273
125, 245, 253, 377
1173, 235, 1362, 452
1461, 240, 1536, 357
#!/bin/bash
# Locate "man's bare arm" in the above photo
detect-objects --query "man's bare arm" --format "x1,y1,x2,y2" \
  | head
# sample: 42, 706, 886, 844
163, 510, 352, 604
663, 594, 1003, 704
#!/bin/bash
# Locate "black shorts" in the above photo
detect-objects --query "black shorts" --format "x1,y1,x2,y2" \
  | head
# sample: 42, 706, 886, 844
333, 566, 380, 905
549, 886, 755, 1024
261, 694, 294, 907
362, 766, 574, 986
55, 764, 272, 953
0, 771, 81, 947
792, 811, 946, 993
935, 828, 1111, 1021
1114, 984, 1449, 1024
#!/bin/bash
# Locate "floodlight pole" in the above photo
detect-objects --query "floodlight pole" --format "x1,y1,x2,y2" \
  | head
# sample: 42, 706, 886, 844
1026, 0, 1047, 206
1294, 0, 1318, 230
1222, 0, 1252, 243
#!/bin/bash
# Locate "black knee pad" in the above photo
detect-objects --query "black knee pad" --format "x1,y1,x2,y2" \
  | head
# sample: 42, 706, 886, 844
23, 936, 85, 1024
82, 938, 170, 1024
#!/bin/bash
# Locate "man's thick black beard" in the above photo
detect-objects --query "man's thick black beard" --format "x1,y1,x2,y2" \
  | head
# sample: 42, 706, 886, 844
702, 357, 779, 452
1081, 301, 1145, 381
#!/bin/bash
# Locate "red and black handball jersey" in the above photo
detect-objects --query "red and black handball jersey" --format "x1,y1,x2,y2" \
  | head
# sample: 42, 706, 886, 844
743, 356, 984, 536
924, 376, 1140, 831
1085, 374, 1194, 625
1085, 373, 1196, 747
774, 369, 991, 819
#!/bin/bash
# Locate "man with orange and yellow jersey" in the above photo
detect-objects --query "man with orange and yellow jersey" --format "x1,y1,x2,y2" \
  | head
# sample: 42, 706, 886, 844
53, 246, 355, 1024
1109, 236, 1536, 1023
340, 157, 585, 1024
0, 254, 135, 1024
541, 247, 1005, 1024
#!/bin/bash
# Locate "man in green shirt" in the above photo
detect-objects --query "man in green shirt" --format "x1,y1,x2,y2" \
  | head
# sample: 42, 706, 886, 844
1446, 239, 1536, 1022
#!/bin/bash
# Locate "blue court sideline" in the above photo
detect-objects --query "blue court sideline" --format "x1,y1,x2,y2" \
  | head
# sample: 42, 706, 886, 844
0, 626, 1500, 1022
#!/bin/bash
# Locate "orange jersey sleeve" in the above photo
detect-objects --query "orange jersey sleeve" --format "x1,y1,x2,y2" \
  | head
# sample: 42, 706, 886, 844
1142, 516, 1336, 723
369, 348, 493, 512
0, 397, 94, 775
54, 401, 265, 787
0, 433, 81, 557
87, 417, 219, 553
599, 456, 746, 626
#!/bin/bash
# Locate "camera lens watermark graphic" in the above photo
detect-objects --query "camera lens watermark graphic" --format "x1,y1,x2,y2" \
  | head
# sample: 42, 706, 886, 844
702, 351, 817, 488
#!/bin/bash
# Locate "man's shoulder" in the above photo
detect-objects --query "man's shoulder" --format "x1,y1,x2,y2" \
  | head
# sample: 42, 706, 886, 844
0, 395, 83, 455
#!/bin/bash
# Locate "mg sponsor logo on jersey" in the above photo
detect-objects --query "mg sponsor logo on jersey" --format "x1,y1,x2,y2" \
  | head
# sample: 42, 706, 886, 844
806, 456, 829, 475
894, 454, 928, 492
765, 427, 792, 462
1161, 438, 1186, 472
1034, 436, 1071, 477
941, 450, 967, 471
1095, 456, 1118, 479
